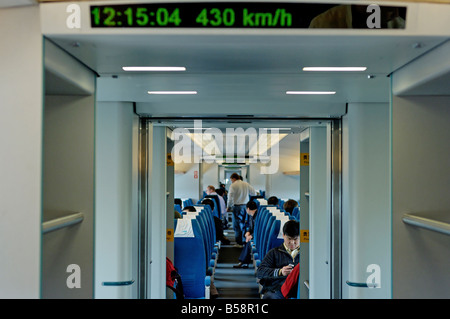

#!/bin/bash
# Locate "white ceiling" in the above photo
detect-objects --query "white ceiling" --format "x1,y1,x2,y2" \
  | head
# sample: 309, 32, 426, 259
47, 32, 448, 118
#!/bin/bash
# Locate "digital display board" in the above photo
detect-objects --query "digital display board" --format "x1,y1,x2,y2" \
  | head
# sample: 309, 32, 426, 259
90, 2, 406, 29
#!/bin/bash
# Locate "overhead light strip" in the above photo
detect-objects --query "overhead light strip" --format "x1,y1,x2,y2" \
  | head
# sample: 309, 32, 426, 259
148, 91, 197, 95
302, 67, 367, 72
123, 66, 186, 71
286, 91, 336, 95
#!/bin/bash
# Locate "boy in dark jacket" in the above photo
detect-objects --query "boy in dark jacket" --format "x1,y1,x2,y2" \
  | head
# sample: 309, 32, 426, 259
256, 220, 300, 299
233, 200, 258, 268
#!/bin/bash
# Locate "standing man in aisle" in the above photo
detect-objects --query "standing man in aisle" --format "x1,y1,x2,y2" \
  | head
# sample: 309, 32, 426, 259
227, 172, 256, 247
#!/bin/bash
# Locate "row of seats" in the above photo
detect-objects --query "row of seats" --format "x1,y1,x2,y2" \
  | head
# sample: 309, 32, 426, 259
173, 204, 220, 299
196, 195, 221, 219
251, 204, 295, 268
251, 199, 301, 299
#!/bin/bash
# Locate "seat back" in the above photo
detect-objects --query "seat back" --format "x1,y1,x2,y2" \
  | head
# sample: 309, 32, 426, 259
174, 218, 207, 298
261, 215, 276, 259
205, 194, 221, 218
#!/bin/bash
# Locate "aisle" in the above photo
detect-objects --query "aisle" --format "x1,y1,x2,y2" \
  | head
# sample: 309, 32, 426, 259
213, 230, 260, 299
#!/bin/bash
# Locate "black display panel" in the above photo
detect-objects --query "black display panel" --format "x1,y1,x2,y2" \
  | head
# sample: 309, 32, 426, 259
90, 2, 406, 29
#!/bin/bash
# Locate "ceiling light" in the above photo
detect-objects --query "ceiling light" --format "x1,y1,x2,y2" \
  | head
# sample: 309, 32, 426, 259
286, 91, 336, 95
123, 66, 186, 71
148, 91, 197, 95
302, 67, 367, 72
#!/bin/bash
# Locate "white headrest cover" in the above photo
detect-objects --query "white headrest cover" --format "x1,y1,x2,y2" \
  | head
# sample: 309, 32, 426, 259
258, 199, 268, 205
174, 219, 195, 237
277, 217, 290, 239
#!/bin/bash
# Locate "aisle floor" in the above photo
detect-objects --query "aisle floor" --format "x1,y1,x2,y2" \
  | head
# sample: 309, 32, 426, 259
213, 230, 261, 299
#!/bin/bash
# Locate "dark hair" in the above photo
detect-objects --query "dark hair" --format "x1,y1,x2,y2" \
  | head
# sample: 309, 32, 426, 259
246, 200, 258, 211
283, 220, 300, 237
201, 198, 215, 210
230, 173, 240, 180
283, 199, 298, 214
174, 198, 182, 205
267, 196, 279, 205
183, 206, 196, 212
215, 188, 224, 196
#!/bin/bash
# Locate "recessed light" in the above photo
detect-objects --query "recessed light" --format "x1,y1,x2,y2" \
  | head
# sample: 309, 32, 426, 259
286, 91, 336, 95
148, 91, 197, 95
302, 67, 367, 72
123, 66, 186, 71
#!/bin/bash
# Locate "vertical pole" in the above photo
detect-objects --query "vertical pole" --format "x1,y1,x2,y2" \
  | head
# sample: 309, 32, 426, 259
147, 125, 167, 298
138, 119, 149, 299
299, 129, 310, 299
331, 119, 342, 299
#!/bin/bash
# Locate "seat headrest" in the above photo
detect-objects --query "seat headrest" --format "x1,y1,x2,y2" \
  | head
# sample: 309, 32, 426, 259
257, 199, 268, 205
174, 218, 195, 237
277, 217, 290, 239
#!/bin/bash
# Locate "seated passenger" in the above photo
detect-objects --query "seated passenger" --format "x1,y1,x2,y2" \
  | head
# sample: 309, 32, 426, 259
201, 198, 231, 245
205, 185, 227, 220
215, 188, 229, 229
256, 220, 300, 299
182, 206, 196, 213
233, 200, 258, 269
267, 196, 279, 206
283, 199, 298, 215
174, 198, 182, 207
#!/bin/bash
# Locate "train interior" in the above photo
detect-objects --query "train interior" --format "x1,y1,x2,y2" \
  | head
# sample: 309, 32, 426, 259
2, 1, 447, 299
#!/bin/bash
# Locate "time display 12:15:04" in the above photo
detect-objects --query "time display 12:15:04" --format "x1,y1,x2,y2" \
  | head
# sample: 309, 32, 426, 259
91, 7, 182, 27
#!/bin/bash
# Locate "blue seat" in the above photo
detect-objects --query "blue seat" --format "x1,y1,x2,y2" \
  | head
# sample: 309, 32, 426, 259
266, 219, 282, 251
188, 209, 217, 266
174, 204, 182, 213
261, 215, 276, 258
292, 207, 300, 221
194, 205, 219, 264
174, 218, 211, 298
204, 194, 222, 218
255, 208, 270, 258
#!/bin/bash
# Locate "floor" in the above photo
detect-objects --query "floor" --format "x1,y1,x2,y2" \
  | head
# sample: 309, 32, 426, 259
213, 229, 261, 299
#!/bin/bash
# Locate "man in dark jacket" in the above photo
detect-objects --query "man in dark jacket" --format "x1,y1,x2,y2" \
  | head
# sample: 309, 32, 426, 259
233, 200, 258, 268
256, 220, 300, 299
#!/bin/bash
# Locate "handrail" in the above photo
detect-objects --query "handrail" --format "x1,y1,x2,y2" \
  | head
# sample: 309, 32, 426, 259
42, 212, 84, 234
346, 280, 378, 288
402, 213, 450, 236
102, 280, 135, 286
304, 280, 310, 290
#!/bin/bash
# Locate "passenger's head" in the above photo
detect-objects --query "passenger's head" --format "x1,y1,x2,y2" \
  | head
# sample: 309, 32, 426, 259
206, 185, 215, 195
182, 206, 196, 213
230, 173, 240, 182
174, 198, 182, 206
201, 198, 215, 211
215, 188, 225, 197
267, 196, 279, 206
246, 200, 258, 215
282, 220, 300, 250
283, 199, 298, 214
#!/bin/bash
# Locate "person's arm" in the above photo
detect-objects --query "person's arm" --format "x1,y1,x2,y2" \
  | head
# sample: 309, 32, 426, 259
256, 250, 281, 280
227, 184, 235, 209
248, 183, 257, 196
